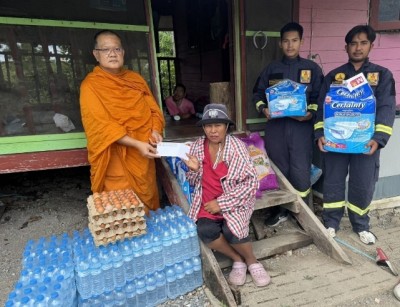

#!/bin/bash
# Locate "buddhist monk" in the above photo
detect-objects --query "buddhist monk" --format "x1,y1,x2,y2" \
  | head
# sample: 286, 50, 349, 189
80, 30, 165, 212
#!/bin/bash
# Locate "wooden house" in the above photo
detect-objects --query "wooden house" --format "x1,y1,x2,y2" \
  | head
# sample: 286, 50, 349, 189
0, 0, 399, 203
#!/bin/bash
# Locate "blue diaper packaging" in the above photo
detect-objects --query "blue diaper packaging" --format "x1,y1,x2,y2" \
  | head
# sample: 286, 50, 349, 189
323, 73, 376, 154
265, 79, 307, 118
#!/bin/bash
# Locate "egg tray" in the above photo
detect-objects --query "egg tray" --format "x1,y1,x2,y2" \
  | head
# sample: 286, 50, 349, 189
88, 201, 146, 226
86, 189, 148, 246
86, 189, 146, 225
89, 222, 147, 246
89, 217, 147, 240
92, 228, 147, 247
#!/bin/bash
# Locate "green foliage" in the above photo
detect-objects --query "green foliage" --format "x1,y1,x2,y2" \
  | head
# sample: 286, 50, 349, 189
158, 31, 175, 57
157, 31, 176, 100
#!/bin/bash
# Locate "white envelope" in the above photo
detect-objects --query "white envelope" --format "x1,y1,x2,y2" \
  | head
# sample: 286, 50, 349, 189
157, 142, 190, 160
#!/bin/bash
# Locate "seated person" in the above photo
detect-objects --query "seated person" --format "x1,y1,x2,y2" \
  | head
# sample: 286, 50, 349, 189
183, 104, 271, 287
165, 83, 195, 120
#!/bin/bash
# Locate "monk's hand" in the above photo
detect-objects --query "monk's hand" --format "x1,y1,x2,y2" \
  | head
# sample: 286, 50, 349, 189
149, 130, 163, 146
183, 154, 200, 172
317, 136, 328, 152
364, 139, 378, 155
138, 141, 159, 158
204, 199, 221, 215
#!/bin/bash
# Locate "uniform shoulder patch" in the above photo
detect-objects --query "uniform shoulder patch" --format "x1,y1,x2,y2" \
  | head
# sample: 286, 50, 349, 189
333, 72, 346, 84
299, 70, 312, 83
367, 72, 379, 86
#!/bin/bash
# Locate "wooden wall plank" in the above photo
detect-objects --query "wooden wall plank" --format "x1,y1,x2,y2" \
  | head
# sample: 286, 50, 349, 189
300, 8, 368, 23
0, 133, 87, 155
300, 0, 368, 10
0, 149, 89, 173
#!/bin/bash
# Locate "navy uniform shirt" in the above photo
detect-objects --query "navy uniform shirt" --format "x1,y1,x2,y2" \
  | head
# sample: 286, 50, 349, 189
252, 56, 324, 119
314, 59, 396, 148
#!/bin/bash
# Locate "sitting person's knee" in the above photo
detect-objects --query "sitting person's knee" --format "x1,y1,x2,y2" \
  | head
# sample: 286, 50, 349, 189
222, 222, 250, 244
196, 218, 221, 244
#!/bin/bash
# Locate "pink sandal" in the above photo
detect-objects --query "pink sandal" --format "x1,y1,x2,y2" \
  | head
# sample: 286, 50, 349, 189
248, 262, 271, 287
228, 262, 247, 286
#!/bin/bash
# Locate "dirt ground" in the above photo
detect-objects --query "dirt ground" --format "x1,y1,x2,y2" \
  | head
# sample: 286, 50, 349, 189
1, 167, 400, 306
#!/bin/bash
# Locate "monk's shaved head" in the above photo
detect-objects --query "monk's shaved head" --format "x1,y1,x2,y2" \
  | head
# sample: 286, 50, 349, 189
94, 30, 122, 49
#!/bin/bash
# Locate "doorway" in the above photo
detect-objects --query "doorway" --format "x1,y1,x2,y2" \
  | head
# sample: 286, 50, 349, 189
151, 0, 233, 140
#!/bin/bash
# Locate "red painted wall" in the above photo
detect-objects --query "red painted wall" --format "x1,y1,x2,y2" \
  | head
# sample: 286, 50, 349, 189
299, 0, 400, 105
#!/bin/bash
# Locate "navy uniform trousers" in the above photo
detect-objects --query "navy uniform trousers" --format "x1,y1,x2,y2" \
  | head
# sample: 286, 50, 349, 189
322, 150, 380, 232
264, 117, 313, 198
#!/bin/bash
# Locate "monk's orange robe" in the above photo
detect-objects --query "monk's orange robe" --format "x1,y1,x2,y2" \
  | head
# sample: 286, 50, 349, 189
80, 66, 165, 211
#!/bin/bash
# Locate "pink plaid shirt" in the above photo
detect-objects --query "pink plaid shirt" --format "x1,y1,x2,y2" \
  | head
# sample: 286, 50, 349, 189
186, 135, 259, 239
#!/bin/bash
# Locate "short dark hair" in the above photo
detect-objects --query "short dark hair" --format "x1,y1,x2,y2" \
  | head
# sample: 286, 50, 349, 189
280, 22, 304, 40
174, 83, 186, 93
345, 25, 376, 44
93, 30, 122, 49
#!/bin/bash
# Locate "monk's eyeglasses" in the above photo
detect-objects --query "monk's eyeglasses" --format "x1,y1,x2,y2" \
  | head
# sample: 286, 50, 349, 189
94, 47, 123, 56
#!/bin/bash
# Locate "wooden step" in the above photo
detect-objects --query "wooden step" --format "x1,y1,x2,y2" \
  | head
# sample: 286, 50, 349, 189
214, 231, 312, 269
254, 189, 298, 211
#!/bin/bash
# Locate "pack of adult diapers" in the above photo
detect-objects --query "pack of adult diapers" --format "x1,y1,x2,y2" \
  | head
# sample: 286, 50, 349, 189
323, 73, 376, 154
265, 79, 307, 118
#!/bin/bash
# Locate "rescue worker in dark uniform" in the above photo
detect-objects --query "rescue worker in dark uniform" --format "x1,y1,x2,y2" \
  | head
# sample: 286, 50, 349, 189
252, 22, 323, 227
314, 25, 396, 245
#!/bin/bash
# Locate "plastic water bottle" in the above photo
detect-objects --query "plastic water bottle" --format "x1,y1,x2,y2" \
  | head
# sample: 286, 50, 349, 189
31, 267, 42, 280
20, 296, 32, 307
174, 262, 186, 295
13, 282, 23, 297
59, 258, 73, 280
101, 291, 114, 307
162, 225, 174, 266
19, 269, 31, 287
7, 291, 17, 302
125, 279, 137, 307
178, 220, 191, 261
89, 253, 104, 296
5, 300, 14, 307
111, 244, 126, 287
77, 297, 91, 307
142, 233, 154, 275
172, 204, 185, 216
75, 255, 92, 299
152, 229, 164, 272
186, 217, 200, 257
170, 225, 182, 262
155, 270, 167, 305
131, 238, 145, 278
22, 287, 33, 300
99, 246, 114, 292
192, 256, 203, 288
183, 259, 195, 292
165, 265, 179, 299
114, 286, 127, 306
165, 206, 177, 221
136, 277, 147, 307
121, 240, 135, 282
48, 292, 62, 306
146, 273, 158, 307
28, 278, 39, 293
42, 277, 52, 292
89, 295, 103, 307
34, 294, 47, 307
